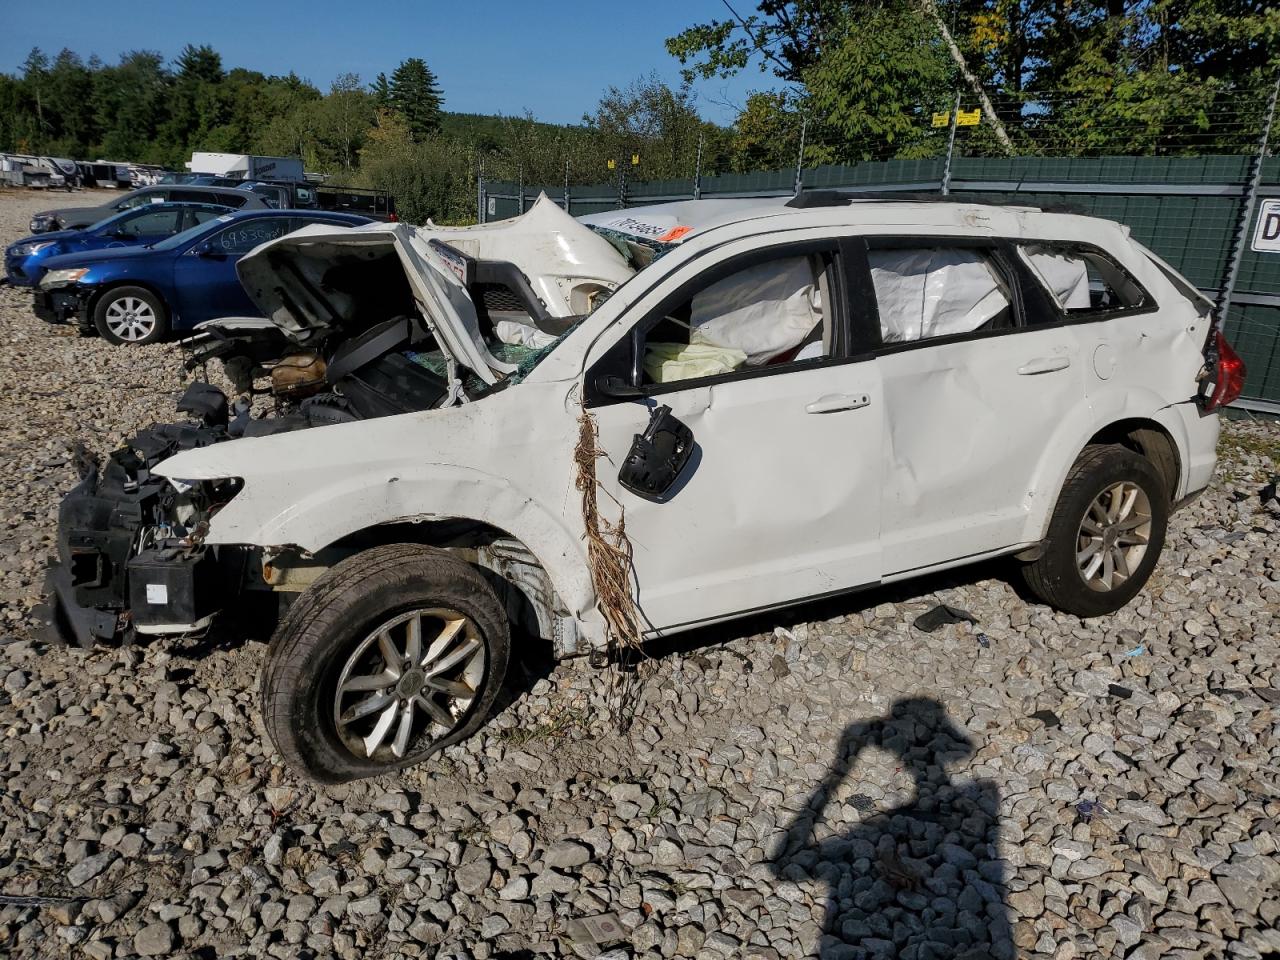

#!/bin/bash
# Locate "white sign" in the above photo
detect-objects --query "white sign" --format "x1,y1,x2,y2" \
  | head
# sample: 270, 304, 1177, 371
1251, 198, 1280, 253
146, 583, 168, 605
487, 197, 496, 216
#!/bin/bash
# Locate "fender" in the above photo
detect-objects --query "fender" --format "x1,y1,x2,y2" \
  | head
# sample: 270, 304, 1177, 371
1018, 385, 1193, 544
155, 423, 600, 634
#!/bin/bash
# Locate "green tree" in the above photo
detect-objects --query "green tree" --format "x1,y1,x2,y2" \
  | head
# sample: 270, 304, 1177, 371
389, 58, 444, 140
584, 73, 710, 179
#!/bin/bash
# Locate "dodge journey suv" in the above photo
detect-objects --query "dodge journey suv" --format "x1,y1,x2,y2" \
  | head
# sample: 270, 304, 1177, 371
43, 193, 1242, 781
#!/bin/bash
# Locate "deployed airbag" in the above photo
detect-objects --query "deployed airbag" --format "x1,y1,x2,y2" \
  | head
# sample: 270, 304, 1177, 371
1022, 246, 1090, 309
688, 257, 820, 365
644, 342, 747, 383
870, 249, 1010, 343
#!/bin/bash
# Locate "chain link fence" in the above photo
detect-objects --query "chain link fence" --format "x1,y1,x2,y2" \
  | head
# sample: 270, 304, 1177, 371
480, 84, 1280, 412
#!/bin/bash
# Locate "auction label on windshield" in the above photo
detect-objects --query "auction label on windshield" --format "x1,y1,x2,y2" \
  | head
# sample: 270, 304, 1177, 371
1252, 199, 1280, 253
600, 215, 692, 243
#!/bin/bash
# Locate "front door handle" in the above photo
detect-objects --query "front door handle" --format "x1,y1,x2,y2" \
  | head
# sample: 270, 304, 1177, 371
1017, 356, 1071, 375
805, 393, 871, 414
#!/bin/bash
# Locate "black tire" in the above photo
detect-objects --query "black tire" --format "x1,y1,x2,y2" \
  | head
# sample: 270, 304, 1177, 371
92, 285, 169, 345
1021, 444, 1168, 618
260, 544, 510, 783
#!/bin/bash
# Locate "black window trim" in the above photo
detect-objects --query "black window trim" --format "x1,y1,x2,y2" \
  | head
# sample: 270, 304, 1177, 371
583, 235, 871, 407
1014, 238, 1159, 323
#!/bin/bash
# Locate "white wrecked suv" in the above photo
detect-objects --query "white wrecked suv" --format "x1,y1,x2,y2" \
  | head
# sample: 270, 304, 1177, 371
44, 193, 1244, 782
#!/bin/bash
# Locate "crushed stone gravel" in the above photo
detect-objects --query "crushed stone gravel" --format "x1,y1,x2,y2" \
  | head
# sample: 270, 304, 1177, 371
1, 186, 1278, 959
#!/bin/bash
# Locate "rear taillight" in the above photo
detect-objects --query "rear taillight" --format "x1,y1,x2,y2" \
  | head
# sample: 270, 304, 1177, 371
388, 212, 398, 222
1203, 329, 1246, 411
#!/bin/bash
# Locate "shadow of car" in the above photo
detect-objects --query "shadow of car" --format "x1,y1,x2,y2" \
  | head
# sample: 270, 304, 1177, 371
32, 209, 373, 345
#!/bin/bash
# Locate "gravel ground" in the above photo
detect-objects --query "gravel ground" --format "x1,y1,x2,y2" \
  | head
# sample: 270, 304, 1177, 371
1, 186, 1279, 960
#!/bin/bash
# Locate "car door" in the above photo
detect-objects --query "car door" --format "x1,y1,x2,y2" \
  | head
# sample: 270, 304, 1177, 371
863, 237, 1088, 575
584, 236, 883, 632
171, 216, 293, 325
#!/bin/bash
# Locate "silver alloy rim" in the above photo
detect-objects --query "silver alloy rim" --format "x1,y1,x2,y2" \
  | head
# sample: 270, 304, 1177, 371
1076, 481, 1152, 592
332, 608, 485, 761
104, 296, 157, 341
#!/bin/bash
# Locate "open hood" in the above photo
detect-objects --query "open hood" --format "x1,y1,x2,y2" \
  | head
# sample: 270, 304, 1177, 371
236, 196, 633, 386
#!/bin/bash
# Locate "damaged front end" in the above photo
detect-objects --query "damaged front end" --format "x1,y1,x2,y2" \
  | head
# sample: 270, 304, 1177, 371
40, 392, 246, 646
43, 195, 635, 648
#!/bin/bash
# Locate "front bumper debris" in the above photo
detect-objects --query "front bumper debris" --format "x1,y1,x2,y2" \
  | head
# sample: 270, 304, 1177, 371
33, 287, 92, 328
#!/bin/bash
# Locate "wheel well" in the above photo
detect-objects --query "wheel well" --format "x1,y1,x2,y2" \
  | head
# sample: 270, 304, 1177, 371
87, 280, 171, 321
1087, 419, 1180, 500
328, 520, 577, 656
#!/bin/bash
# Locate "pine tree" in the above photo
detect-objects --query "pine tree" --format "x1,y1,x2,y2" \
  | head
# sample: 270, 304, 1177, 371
370, 72, 392, 110
388, 58, 443, 141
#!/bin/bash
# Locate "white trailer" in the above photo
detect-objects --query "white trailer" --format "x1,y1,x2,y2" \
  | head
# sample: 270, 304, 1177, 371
186, 152, 305, 182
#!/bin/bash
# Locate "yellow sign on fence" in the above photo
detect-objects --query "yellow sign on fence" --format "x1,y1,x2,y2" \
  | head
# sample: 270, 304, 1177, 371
931, 112, 950, 128
957, 109, 981, 126
607, 159, 616, 170
631, 154, 641, 166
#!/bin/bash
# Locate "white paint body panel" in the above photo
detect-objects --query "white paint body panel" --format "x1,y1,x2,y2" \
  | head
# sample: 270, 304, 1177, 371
157, 199, 1220, 649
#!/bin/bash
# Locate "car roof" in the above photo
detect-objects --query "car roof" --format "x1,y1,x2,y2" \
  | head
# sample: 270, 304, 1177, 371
586, 194, 1125, 248
212, 208, 371, 223
115, 201, 233, 212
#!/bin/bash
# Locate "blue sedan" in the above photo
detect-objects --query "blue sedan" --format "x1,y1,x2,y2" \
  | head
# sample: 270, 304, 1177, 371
33, 209, 372, 345
5, 202, 232, 287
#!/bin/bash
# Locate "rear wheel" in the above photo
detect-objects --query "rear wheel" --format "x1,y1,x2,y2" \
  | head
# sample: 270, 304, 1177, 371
1021, 444, 1168, 617
260, 544, 510, 782
93, 285, 168, 345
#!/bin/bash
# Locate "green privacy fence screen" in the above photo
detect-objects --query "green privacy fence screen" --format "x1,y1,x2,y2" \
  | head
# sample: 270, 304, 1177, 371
483, 155, 1280, 409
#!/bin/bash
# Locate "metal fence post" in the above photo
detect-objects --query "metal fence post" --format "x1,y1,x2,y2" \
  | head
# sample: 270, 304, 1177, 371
1216, 72, 1280, 328
563, 158, 571, 214
477, 156, 485, 223
793, 117, 807, 195
694, 131, 704, 200
941, 91, 961, 196
518, 165, 525, 215
618, 163, 627, 209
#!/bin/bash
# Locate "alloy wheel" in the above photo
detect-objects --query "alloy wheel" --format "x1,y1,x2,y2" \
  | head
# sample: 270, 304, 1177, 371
1076, 481, 1152, 592
103, 296, 157, 342
332, 608, 486, 762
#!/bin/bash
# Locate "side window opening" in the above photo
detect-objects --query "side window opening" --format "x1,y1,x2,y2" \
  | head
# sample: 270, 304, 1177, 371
641, 252, 832, 386
1021, 243, 1148, 315
868, 246, 1013, 344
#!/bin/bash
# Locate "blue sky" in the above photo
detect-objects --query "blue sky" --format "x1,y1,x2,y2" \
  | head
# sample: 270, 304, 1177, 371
0, 0, 784, 126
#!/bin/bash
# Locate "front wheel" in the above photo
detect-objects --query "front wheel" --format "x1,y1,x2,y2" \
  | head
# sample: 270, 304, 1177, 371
260, 544, 510, 783
1021, 444, 1169, 618
93, 285, 169, 345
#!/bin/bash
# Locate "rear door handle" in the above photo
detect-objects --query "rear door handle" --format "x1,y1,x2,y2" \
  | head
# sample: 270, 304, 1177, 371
805, 393, 871, 414
1017, 356, 1071, 375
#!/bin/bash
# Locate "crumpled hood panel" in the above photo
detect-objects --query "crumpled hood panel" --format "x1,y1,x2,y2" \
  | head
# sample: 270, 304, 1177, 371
235, 195, 633, 384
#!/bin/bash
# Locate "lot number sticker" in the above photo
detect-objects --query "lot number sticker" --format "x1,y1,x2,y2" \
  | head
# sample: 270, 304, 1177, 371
1252, 199, 1280, 253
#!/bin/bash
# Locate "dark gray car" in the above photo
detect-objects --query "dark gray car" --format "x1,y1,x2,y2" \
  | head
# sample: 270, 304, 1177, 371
28, 185, 271, 234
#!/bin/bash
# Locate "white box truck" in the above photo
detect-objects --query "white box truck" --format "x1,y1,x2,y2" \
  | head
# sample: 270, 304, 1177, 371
186, 152, 305, 182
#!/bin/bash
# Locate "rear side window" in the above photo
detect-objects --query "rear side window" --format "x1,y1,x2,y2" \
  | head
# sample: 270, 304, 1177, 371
868, 246, 1013, 344
115, 208, 183, 236
116, 190, 163, 210
214, 191, 250, 209
1020, 244, 1150, 316
188, 207, 226, 227
209, 219, 289, 255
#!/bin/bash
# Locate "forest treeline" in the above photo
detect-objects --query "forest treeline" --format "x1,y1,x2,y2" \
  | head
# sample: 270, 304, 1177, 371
1, 0, 1275, 222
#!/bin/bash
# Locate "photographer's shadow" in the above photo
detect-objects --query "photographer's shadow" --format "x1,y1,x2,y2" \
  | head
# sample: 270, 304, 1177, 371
771, 698, 1014, 960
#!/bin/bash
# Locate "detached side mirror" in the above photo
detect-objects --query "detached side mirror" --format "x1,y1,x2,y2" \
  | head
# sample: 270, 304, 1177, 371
618, 404, 695, 503
594, 374, 643, 398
